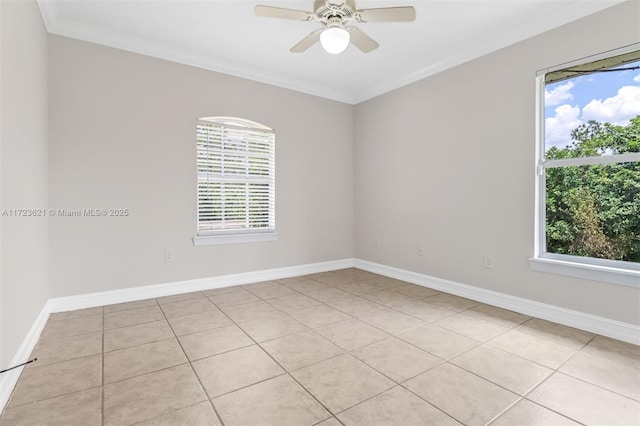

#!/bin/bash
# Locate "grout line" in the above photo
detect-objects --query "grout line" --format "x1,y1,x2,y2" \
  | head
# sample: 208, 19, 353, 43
158, 298, 227, 426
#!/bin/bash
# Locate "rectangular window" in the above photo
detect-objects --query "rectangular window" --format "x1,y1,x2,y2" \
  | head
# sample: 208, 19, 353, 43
194, 117, 276, 246
530, 44, 640, 287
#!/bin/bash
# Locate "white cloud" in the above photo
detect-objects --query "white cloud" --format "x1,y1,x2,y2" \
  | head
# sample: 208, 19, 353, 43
545, 104, 582, 149
634, 73, 640, 83
545, 81, 574, 106
582, 85, 640, 125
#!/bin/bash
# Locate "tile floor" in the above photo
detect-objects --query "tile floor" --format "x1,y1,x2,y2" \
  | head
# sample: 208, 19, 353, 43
1, 268, 639, 425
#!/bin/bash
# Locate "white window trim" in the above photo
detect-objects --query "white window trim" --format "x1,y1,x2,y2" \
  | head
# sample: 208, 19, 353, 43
531, 43, 640, 288
194, 117, 276, 246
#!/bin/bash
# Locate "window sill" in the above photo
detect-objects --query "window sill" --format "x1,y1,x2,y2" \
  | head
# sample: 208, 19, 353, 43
529, 256, 639, 288
193, 232, 277, 246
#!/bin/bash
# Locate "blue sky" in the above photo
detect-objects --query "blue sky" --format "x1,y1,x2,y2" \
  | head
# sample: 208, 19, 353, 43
544, 60, 640, 151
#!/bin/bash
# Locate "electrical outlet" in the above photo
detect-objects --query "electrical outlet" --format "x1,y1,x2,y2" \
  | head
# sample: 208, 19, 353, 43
164, 249, 174, 263
417, 245, 424, 256
374, 238, 380, 249
483, 255, 493, 269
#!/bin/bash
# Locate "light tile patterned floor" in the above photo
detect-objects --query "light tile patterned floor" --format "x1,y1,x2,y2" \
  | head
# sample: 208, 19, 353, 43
1, 268, 639, 425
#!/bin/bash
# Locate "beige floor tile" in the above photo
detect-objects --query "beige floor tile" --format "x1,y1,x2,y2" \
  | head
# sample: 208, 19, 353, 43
156, 291, 205, 305
104, 364, 207, 426
394, 300, 457, 322
313, 274, 353, 286
219, 300, 281, 323
314, 417, 342, 426
337, 386, 460, 426
39, 314, 103, 341
104, 338, 187, 383
207, 288, 261, 307
337, 281, 381, 296
280, 279, 331, 293
193, 345, 284, 398
451, 345, 552, 395
104, 305, 165, 330
422, 293, 480, 312
0, 387, 101, 426
246, 283, 297, 299
560, 350, 640, 400
30, 331, 102, 367
137, 401, 221, 426
465, 304, 530, 328
516, 318, 594, 349
363, 290, 415, 307
160, 297, 217, 318
398, 324, 480, 359
306, 287, 354, 302
490, 399, 580, 426
213, 374, 331, 426
238, 313, 307, 342
167, 309, 232, 336
405, 363, 519, 426
291, 354, 395, 413
315, 319, 389, 351
178, 324, 253, 361
104, 320, 173, 352
359, 309, 426, 335
581, 335, 640, 365
435, 312, 510, 342
241, 280, 280, 290
392, 284, 440, 299
8, 355, 102, 408
327, 297, 386, 317
202, 286, 242, 297
528, 373, 640, 425
289, 304, 352, 328
261, 330, 344, 371
488, 329, 578, 369
268, 293, 322, 312
366, 276, 407, 289
48, 306, 104, 322
335, 268, 380, 281
351, 338, 441, 382
104, 298, 158, 314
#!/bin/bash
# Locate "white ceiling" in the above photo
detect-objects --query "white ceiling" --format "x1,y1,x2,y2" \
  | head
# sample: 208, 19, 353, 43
38, 0, 624, 104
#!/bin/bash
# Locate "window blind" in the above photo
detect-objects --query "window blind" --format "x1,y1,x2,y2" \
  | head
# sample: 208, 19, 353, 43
196, 118, 275, 236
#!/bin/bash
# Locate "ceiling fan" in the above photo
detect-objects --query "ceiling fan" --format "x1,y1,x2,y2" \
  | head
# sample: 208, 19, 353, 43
255, 0, 415, 54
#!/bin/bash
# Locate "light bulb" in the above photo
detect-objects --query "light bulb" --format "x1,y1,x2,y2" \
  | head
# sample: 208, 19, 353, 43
320, 27, 350, 54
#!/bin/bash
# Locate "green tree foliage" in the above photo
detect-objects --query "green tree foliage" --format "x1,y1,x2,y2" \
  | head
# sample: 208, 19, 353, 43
545, 116, 640, 263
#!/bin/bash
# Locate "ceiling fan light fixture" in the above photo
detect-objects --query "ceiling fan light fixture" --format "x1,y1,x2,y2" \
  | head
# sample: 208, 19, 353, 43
320, 26, 350, 54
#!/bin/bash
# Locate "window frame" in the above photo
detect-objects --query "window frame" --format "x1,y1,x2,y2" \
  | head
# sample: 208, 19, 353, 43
193, 116, 277, 246
529, 43, 640, 288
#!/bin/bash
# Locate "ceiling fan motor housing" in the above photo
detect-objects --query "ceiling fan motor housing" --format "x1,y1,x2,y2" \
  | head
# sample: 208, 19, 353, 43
313, 0, 355, 22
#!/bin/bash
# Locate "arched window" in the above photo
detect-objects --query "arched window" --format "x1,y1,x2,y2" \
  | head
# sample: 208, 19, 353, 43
194, 117, 276, 245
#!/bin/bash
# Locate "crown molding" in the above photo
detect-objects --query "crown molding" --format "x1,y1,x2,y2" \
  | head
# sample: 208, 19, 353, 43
38, 0, 626, 106
37, 0, 356, 104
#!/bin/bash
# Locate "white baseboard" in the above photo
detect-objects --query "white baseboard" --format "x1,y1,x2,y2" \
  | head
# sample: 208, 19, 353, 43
48, 258, 356, 313
3, 257, 638, 414
0, 301, 50, 412
354, 259, 640, 345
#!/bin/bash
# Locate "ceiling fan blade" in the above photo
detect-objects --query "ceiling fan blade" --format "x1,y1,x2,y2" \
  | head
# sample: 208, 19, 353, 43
290, 29, 323, 53
255, 5, 314, 21
346, 27, 379, 53
355, 6, 416, 23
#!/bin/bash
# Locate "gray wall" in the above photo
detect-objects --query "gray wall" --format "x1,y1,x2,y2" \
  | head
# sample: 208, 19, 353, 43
354, 1, 640, 325
0, 0, 49, 367
48, 36, 354, 297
